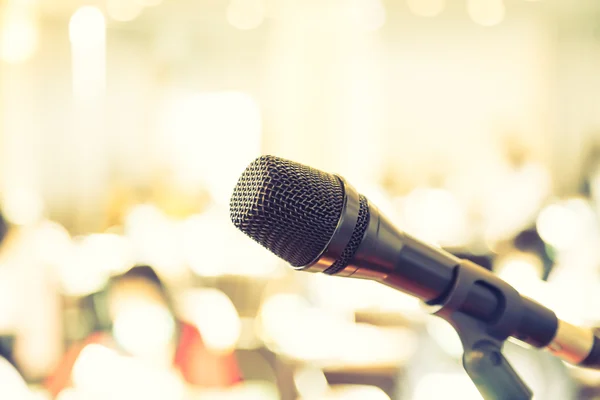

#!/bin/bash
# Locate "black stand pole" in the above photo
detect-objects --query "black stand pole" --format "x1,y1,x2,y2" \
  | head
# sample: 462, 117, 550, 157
426, 260, 532, 400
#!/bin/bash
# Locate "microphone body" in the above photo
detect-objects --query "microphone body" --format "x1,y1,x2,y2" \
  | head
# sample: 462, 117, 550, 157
230, 155, 600, 369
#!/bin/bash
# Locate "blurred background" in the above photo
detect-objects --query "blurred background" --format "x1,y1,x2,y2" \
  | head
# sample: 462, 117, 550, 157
1, 0, 600, 398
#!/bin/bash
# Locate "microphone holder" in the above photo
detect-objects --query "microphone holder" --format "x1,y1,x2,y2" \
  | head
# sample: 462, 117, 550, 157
426, 260, 532, 400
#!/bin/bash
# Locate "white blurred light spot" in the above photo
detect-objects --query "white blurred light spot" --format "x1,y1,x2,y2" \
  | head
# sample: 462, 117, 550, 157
259, 293, 416, 365
181, 213, 228, 277
399, 187, 468, 247
71, 344, 116, 393
467, 0, 505, 27
311, 274, 421, 317
495, 253, 543, 295
32, 220, 72, 267
2, 188, 44, 225
124, 204, 186, 279
537, 203, 582, 250
81, 234, 135, 274
0, 357, 30, 399
350, 0, 386, 32
158, 91, 261, 205
181, 289, 241, 352
413, 373, 480, 400
69, 7, 106, 47
258, 293, 337, 360
107, 0, 143, 22
182, 208, 280, 278
227, 0, 265, 30
113, 303, 175, 357
0, 8, 38, 64
294, 366, 329, 399
69, 7, 106, 100
56, 232, 135, 297
58, 238, 110, 296
406, 0, 445, 17
72, 344, 185, 399
426, 317, 463, 358
56, 389, 80, 400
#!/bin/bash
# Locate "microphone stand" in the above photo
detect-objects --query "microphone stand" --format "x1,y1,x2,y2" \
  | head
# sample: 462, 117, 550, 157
426, 260, 532, 400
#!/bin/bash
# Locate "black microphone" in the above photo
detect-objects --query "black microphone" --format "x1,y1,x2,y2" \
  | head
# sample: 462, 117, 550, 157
230, 155, 600, 369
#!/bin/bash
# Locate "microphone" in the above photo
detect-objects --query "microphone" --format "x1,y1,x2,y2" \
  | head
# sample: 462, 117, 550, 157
230, 155, 600, 369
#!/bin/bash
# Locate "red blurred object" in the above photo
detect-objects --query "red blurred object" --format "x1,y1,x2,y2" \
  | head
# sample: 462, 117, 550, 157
45, 320, 242, 398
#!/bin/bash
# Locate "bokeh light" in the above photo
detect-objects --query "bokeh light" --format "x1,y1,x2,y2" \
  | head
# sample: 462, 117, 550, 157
294, 366, 329, 399
350, 0, 386, 32
2, 188, 44, 226
0, 6, 38, 64
158, 91, 262, 205
112, 303, 175, 357
227, 0, 266, 30
107, 0, 144, 22
69, 7, 106, 47
180, 288, 241, 353
467, 0, 506, 26
0, 0, 594, 398
406, 0, 445, 17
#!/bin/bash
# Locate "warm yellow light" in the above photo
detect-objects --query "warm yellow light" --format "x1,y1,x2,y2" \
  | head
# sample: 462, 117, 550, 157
181, 289, 241, 353
158, 91, 262, 205
351, 0, 386, 32
399, 187, 468, 247
0, 8, 38, 64
69, 6, 106, 99
227, 0, 265, 30
134, 0, 162, 7
467, 0, 505, 27
69, 7, 106, 47
107, 0, 143, 22
1, 187, 44, 225
181, 213, 228, 277
406, 0, 445, 17
124, 204, 186, 278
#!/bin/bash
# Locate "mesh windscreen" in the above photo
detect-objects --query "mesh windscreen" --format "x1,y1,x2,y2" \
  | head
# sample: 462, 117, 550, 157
324, 194, 369, 275
230, 155, 345, 266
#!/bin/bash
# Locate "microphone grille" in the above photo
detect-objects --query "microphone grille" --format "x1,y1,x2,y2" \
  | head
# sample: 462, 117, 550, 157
230, 155, 344, 266
324, 194, 369, 275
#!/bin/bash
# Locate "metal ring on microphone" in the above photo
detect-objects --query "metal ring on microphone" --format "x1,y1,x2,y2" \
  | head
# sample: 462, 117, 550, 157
295, 176, 361, 273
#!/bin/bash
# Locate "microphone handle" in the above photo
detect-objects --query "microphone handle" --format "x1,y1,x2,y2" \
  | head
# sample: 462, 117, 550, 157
345, 204, 557, 349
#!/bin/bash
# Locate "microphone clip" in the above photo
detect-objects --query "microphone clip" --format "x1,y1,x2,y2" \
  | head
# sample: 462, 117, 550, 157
425, 259, 532, 400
